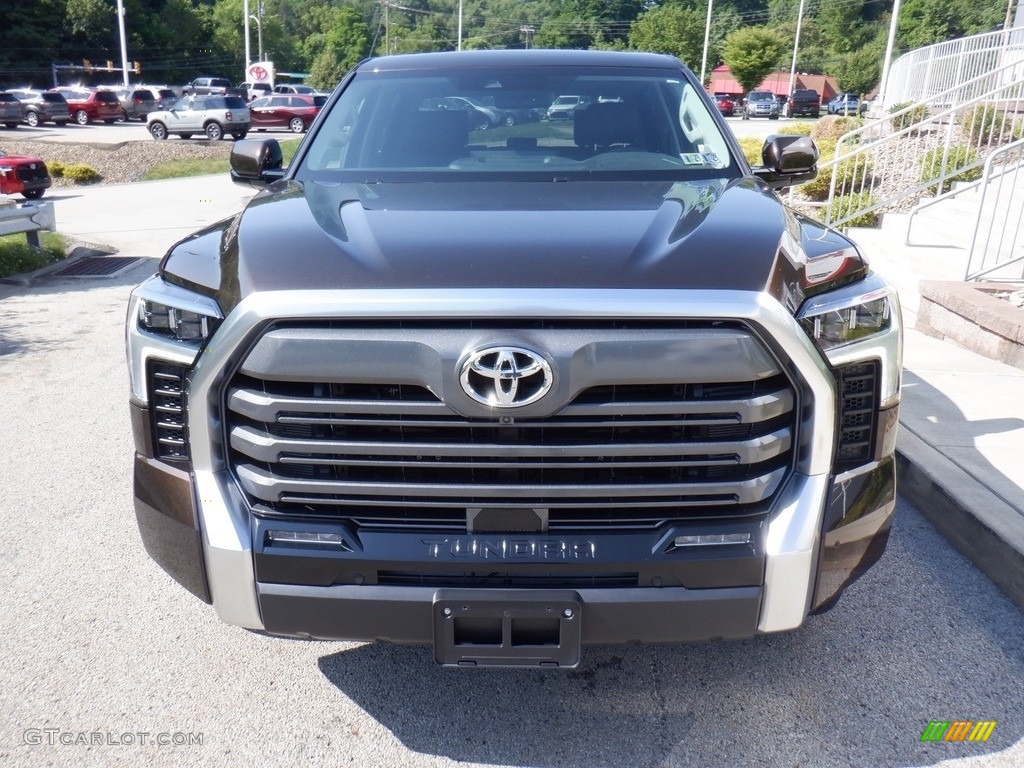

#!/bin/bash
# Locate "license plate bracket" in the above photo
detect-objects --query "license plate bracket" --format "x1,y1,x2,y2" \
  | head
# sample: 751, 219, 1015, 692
432, 589, 582, 668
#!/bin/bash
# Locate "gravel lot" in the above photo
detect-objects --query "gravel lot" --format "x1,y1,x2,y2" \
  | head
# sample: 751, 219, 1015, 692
0, 138, 233, 186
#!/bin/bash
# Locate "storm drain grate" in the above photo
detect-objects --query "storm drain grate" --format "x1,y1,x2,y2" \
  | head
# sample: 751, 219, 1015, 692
50, 256, 142, 278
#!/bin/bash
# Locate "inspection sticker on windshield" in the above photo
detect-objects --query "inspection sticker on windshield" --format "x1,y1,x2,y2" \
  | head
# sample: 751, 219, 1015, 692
702, 152, 720, 164
680, 153, 705, 165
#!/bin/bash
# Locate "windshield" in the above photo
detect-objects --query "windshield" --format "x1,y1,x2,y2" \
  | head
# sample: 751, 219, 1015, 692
297, 65, 736, 183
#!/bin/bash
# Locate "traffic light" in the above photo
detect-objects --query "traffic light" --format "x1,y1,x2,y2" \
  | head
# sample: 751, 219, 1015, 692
133, 61, 141, 74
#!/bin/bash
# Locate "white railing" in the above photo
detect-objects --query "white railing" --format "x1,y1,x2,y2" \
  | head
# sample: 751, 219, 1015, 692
964, 138, 1024, 281
791, 58, 1024, 231
882, 27, 1024, 111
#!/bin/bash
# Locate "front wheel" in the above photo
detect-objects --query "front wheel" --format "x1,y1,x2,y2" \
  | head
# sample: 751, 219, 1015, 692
103, 119, 116, 124
120, 109, 128, 121
179, 133, 193, 140
25, 112, 40, 127
204, 122, 223, 140
74, 109, 89, 125
4, 123, 17, 129
22, 189, 45, 200
503, 114, 516, 127
149, 121, 168, 140
288, 117, 305, 133
231, 130, 248, 140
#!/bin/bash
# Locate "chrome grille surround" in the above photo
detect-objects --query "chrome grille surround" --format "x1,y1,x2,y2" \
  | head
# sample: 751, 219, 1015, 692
183, 288, 838, 633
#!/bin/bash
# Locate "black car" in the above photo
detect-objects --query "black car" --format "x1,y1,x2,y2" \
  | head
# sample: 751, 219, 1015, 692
127, 49, 903, 667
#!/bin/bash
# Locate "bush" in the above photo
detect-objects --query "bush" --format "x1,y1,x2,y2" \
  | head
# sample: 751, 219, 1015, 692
736, 136, 763, 166
918, 145, 982, 193
63, 163, 101, 184
958, 104, 1011, 145
0, 232, 66, 279
47, 159, 65, 178
811, 115, 863, 142
800, 140, 872, 202
827, 191, 878, 228
889, 102, 930, 131
776, 122, 813, 136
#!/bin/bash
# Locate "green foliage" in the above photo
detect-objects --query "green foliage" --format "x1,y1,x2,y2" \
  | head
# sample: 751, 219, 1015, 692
722, 26, 786, 93
889, 102, 930, 131
832, 45, 883, 95
919, 145, 982, 192
63, 164, 100, 183
777, 123, 813, 136
958, 104, 1012, 145
0, 232, 66, 280
827, 191, 878, 227
801, 152, 873, 202
811, 116, 863, 142
47, 160, 65, 178
737, 136, 764, 166
627, 5, 705, 69
897, 0, 1005, 50
304, 5, 370, 90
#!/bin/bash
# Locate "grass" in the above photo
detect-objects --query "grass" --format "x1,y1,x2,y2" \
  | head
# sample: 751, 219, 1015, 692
141, 137, 303, 181
0, 232, 67, 280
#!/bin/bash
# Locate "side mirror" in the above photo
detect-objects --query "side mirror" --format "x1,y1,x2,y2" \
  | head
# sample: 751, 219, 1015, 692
752, 134, 818, 190
230, 138, 285, 189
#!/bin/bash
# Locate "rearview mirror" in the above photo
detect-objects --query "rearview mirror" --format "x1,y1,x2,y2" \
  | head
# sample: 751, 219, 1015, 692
230, 138, 285, 189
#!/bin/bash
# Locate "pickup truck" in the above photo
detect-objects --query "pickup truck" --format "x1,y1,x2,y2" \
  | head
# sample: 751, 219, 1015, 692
126, 49, 903, 668
181, 77, 246, 99
787, 89, 821, 117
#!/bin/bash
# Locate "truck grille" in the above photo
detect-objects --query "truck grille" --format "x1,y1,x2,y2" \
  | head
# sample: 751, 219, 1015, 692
224, 323, 799, 531
16, 163, 48, 182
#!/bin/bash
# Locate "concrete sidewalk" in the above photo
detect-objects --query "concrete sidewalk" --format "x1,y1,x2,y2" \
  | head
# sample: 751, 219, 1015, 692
12, 173, 1024, 614
851, 220, 1024, 612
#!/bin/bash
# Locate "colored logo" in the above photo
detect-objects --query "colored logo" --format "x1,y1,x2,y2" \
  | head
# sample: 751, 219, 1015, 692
249, 66, 268, 81
920, 720, 997, 742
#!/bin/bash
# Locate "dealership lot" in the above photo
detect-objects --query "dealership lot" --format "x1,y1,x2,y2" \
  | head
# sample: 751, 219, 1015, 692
1, 168, 1022, 766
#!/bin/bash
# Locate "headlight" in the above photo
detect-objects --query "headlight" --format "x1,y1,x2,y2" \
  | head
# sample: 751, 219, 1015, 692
126, 275, 223, 405
797, 271, 903, 409
798, 273, 894, 351
138, 299, 218, 342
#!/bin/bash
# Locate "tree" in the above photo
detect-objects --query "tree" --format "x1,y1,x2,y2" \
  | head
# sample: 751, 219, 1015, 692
304, 5, 370, 89
722, 26, 786, 93
832, 44, 883, 95
628, 4, 706, 69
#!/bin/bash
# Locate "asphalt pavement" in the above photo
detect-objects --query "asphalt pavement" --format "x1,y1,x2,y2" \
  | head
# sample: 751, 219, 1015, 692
0, 173, 1022, 767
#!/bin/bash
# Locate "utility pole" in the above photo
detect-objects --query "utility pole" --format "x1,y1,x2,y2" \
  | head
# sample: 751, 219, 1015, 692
520, 25, 534, 49
458, 0, 463, 51
786, 0, 806, 114
244, 0, 252, 66
699, 0, 713, 86
116, 0, 129, 85
877, 0, 903, 110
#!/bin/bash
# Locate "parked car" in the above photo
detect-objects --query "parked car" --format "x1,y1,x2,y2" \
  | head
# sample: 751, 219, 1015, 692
272, 84, 317, 95
713, 93, 734, 116
53, 87, 122, 125
827, 93, 866, 115
248, 94, 322, 133
239, 81, 272, 102
546, 94, 591, 120
787, 88, 820, 117
111, 87, 156, 121
181, 77, 235, 96
128, 49, 903, 664
147, 95, 250, 140
0, 149, 51, 199
0, 91, 22, 128
742, 90, 780, 120
139, 85, 179, 111
6, 89, 71, 127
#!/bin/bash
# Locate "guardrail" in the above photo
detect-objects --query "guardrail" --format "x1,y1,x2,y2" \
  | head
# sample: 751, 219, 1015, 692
0, 199, 57, 248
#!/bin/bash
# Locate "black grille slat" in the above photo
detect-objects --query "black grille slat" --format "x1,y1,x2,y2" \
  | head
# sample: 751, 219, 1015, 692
148, 362, 189, 463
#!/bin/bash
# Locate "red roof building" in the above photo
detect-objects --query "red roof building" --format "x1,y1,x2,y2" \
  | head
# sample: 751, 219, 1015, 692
708, 65, 839, 101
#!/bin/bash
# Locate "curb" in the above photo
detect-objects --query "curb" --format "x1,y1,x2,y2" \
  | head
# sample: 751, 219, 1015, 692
896, 428, 1024, 612
0, 241, 116, 287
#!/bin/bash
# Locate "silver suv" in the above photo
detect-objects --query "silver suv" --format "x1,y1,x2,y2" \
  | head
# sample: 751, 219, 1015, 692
147, 95, 250, 140
112, 87, 157, 121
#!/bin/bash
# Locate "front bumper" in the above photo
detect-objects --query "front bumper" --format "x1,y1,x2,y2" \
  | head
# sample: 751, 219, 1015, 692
128, 286, 901, 655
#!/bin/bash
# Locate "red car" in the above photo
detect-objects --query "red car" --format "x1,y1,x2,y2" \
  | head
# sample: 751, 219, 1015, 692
53, 88, 123, 125
248, 94, 325, 133
0, 149, 51, 199
714, 93, 735, 117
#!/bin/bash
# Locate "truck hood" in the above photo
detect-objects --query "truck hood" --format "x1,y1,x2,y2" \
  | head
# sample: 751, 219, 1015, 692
161, 178, 866, 314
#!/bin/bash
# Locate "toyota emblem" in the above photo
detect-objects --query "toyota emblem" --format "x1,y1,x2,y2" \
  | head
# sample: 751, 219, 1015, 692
460, 347, 553, 408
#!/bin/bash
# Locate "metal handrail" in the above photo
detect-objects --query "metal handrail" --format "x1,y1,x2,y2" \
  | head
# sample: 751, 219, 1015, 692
964, 137, 1024, 280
